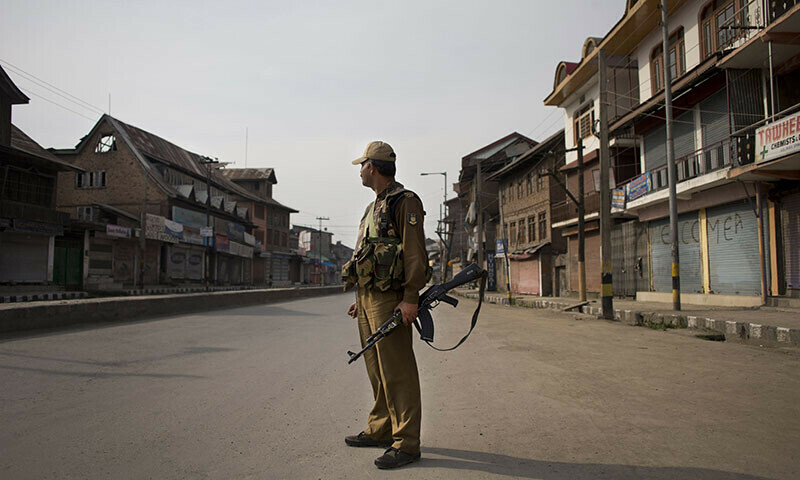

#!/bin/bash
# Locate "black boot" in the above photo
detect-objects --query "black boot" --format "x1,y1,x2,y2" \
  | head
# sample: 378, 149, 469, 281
374, 447, 421, 469
344, 432, 393, 448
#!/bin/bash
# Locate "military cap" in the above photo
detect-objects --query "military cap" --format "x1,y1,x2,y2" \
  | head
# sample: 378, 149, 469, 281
352, 141, 397, 165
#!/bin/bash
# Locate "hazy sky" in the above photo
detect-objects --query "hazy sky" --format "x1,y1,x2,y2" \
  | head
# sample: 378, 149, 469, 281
1, 0, 622, 248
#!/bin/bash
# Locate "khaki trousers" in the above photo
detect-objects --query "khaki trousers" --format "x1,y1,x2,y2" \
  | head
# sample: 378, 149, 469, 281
356, 287, 421, 455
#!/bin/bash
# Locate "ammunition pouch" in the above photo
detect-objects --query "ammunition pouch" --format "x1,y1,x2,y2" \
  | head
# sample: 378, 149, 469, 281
346, 237, 404, 292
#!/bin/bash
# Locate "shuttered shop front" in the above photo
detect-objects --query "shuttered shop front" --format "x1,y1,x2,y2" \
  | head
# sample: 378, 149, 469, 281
782, 193, 800, 292
707, 200, 766, 295
649, 213, 703, 293
510, 257, 539, 295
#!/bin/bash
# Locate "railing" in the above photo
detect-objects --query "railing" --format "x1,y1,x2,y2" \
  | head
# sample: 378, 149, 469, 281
623, 138, 736, 202
718, 0, 764, 51
767, 0, 799, 25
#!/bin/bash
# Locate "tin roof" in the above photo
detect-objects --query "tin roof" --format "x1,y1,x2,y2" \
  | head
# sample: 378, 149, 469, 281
9, 125, 83, 172
222, 168, 276, 183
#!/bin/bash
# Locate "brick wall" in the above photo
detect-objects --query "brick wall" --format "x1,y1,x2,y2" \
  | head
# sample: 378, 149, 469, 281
56, 120, 168, 219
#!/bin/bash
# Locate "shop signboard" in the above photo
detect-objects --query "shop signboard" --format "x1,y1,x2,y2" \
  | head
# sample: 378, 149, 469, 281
495, 238, 506, 256
200, 227, 214, 237
627, 172, 651, 201
215, 234, 230, 252
106, 224, 132, 238
611, 189, 627, 209
226, 222, 245, 242
182, 226, 204, 245
243, 232, 256, 246
145, 214, 179, 243
172, 206, 211, 228
756, 111, 800, 163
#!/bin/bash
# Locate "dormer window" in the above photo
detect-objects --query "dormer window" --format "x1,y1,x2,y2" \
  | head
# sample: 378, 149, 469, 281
95, 134, 116, 153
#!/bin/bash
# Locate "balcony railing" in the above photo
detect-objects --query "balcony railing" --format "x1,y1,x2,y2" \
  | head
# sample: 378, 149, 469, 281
622, 138, 736, 204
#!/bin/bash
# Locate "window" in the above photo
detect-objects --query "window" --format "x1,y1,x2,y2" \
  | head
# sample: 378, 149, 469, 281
701, 0, 740, 58
94, 134, 116, 153
518, 218, 526, 244
282, 232, 288, 247
573, 104, 595, 145
76, 171, 106, 189
539, 212, 547, 240
526, 172, 533, 195
255, 205, 265, 220
76, 206, 96, 221
528, 216, 537, 242
510, 222, 517, 246
517, 181, 523, 200
651, 28, 685, 92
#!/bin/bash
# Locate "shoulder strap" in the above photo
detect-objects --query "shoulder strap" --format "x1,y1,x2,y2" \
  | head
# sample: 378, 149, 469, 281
415, 271, 487, 352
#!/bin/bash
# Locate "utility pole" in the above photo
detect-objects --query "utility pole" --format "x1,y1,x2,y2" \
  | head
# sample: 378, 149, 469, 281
661, 0, 681, 311
201, 156, 219, 291
498, 185, 512, 304
598, 48, 615, 319
420, 171, 448, 281
476, 159, 484, 270
316, 216, 329, 286
576, 138, 587, 302
544, 147, 585, 301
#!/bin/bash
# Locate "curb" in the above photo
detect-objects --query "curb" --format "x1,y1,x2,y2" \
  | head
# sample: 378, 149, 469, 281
0, 286, 344, 335
456, 291, 800, 348
0, 291, 89, 304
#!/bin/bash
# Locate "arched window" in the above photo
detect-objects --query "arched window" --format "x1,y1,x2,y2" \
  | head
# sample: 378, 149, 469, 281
701, 0, 739, 58
651, 28, 685, 92
555, 63, 567, 88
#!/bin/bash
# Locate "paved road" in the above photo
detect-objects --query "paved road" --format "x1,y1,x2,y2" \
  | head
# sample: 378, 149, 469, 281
1, 293, 798, 479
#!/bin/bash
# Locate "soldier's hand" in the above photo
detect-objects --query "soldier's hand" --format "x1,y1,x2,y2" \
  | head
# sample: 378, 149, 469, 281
395, 301, 418, 325
347, 301, 358, 318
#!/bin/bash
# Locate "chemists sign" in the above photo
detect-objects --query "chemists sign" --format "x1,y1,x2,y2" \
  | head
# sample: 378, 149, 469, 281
756, 112, 800, 163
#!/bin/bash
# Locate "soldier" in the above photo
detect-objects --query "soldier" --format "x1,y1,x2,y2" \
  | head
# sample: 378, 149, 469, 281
342, 140, 430, 469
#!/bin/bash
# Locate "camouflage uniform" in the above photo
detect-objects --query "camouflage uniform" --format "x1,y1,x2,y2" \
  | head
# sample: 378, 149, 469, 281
343, 180, 430, 456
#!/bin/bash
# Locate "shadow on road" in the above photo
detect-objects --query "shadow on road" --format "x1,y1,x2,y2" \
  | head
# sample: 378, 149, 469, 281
419, 447, 771, 480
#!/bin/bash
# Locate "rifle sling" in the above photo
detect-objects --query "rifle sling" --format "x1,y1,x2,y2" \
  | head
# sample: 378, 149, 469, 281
414, 272, 487, 352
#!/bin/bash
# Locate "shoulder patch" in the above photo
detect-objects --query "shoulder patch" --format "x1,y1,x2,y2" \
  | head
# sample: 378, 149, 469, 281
405, 192, 414, 198
407, 213, 418, 226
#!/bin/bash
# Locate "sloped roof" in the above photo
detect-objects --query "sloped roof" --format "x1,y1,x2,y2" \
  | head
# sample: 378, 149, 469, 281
222, 168, 277, 183
0, 66, 29, 105
112, 117, 263, 203
461, 132, 536, 162
8, 125, 83, 172
489, 129, 566, 180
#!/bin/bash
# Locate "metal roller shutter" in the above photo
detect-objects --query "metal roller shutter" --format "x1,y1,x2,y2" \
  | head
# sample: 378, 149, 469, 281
511, 257, 539, 295
649, 212, 703, 293
674, 109, 696, 159
644, 124, 666, 171
707, 200, 767, 295
701, 88, 729, 147
783, 193, 800, 291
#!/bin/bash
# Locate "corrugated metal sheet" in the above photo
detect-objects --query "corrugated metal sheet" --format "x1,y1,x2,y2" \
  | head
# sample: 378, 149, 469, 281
701, 88, 729, 147
649, 213, 702, 293
707, 200, 765, 295
782, 193, 800, 290
612, 220, 649, 296
568, 232, 601, 293
643, 124, 666, 171
674, 109, 696, 159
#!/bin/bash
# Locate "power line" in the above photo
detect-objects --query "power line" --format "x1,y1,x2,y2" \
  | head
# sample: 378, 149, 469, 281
18, 87, 97, 122
0, 58, 105, 115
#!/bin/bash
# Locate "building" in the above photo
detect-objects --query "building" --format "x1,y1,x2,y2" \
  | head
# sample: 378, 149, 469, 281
222, 168, 298, 286
489, 129, 567, 296
0, 66, 83, 288
292, 225, 336, 285
54, 114, 264, 289
454, 132, 537, 287
545, 0, 800, 304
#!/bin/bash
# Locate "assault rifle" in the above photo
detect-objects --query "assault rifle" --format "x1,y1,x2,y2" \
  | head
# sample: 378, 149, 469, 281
347, 263, 487, 364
